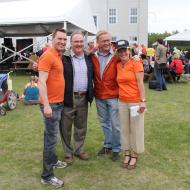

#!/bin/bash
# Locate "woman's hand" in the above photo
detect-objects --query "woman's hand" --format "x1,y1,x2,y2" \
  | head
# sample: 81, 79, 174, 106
138, 102, 146, 113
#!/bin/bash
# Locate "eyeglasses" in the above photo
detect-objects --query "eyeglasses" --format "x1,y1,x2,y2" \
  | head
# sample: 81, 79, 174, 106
100, 39, 111, 43
72, 40, 84, 43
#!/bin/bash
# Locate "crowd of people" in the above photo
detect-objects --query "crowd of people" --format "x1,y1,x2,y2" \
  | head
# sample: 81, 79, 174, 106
139, 40, 190, 90
30, 29, 147, 188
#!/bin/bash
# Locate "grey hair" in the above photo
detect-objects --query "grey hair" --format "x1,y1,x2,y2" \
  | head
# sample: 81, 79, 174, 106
70, 31, 84, 42
96, 30, 110, 41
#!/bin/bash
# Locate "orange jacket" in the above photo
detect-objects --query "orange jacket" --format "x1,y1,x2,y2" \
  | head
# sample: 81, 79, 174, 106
91, 54, 119, 99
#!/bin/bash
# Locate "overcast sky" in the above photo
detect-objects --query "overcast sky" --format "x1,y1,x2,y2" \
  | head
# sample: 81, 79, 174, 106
148, 0, 189, 33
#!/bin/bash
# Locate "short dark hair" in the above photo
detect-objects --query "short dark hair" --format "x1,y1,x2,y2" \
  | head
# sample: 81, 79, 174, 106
157, 38, 164, 44
52, 28, 67, 39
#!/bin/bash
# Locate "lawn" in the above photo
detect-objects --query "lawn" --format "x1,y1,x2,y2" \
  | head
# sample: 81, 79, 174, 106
0, 74, 190, 190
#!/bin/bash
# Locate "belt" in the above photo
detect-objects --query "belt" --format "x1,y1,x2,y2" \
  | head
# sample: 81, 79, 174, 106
50, 102, 64, 106
74, 91, 86, 96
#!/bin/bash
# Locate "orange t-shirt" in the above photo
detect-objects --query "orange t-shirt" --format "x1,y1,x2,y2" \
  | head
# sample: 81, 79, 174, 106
117, 59, 143, 103
38, 47, 65, 103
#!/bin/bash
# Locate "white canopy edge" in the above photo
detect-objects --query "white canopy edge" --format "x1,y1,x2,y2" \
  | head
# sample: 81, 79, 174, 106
0, 0, 97, 37
164, 30, 190, 42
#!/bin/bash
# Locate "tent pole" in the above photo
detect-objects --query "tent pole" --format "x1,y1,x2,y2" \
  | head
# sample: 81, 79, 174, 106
63, 21, 67, 30
84, 32, 88, 48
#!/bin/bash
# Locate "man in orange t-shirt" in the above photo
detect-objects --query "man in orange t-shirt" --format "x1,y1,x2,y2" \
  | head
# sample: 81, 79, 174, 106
38, 29, 67, 188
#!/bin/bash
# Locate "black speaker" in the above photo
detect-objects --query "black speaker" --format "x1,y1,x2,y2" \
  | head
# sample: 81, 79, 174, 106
149, 80, 158, 89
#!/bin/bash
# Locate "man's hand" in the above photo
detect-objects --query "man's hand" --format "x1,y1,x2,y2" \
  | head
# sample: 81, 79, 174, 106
44, 104, 52, 118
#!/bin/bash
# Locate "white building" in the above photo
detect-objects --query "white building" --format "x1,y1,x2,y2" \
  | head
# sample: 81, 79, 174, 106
90, 0, 148, 46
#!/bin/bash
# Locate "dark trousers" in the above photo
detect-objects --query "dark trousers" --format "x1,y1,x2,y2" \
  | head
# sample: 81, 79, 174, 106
169, 70, 180, 82
60, 95, 88, 157
154, 63, 167, 90
40, 103, 63, 180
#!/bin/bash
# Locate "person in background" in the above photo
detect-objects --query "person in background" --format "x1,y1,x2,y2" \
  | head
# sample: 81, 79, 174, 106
141, 44, 147, 55
168, 54, 183, 82
87, 40, 96, 53
185, 49, 190, 61
154, 38, 167, 91
184, 58, 190, 74
116, 40, 146, 169
131, 43, 139, 56
36, 43, 51, 57
38, 28, 67, 188
111, 41, 117, 52
21, 76, 39, 105
28, 53, 39, 76
141, 54, 149, 73
146, 47, 155, 68
1, 43, 5, 59
173, 47, 181, 58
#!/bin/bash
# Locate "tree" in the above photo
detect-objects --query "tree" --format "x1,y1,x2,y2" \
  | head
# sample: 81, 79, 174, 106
148, 31, 171, 47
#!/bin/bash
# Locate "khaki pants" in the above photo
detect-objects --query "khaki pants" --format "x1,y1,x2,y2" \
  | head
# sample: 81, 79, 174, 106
118, 100, 144, 154
60, 95, 88, 157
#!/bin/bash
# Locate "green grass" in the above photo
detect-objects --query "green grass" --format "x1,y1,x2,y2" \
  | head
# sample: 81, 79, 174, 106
0, 74, 190, 190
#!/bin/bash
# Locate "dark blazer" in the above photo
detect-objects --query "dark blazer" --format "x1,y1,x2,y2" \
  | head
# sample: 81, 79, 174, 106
62, 50, 94, 107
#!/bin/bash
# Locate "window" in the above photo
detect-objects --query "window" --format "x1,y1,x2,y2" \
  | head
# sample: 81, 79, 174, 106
93, 15, 98, 28
111, 36, 117, 42
130, 8, 138, 24
109, 8, 117, 24
129, 36, 138, 42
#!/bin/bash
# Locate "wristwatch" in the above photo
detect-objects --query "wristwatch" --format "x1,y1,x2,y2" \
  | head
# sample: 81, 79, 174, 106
141, 99, 147, 102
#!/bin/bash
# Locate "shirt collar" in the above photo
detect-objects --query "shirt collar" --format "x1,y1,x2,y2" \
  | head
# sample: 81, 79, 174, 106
70, 49, 84, 59
97, 48, 113, 57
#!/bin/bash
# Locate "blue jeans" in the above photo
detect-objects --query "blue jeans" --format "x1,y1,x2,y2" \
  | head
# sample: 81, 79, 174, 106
40, 103, 64, 180
95, 98, 121, 152
154, 63, 167, 90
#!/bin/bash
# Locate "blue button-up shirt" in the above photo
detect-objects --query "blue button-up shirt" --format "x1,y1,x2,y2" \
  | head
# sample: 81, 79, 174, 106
71, 50, 88, 92
97, 49, 112, 79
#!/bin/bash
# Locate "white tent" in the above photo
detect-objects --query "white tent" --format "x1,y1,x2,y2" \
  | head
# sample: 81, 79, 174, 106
0, 0, 97, 37
164, 30, 190, 42
0, 0, 97, 65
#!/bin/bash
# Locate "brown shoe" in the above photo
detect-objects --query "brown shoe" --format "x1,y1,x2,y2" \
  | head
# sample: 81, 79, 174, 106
76, 152, 89, 160
64, 156, 74, 165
